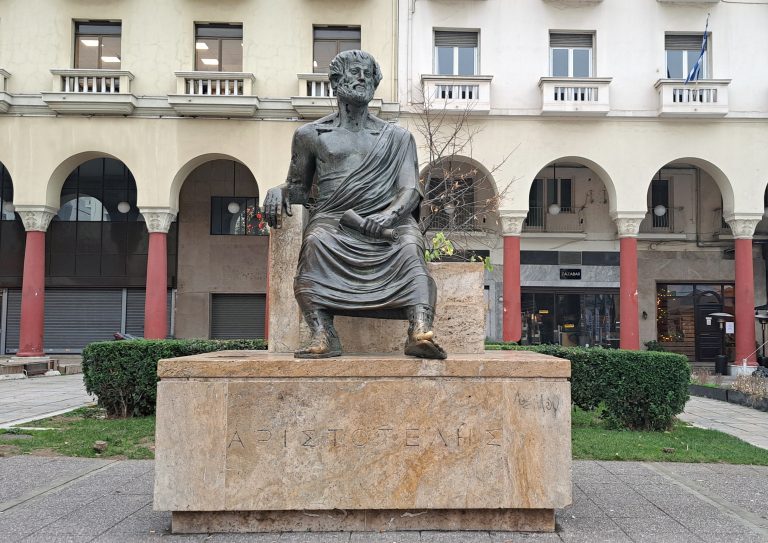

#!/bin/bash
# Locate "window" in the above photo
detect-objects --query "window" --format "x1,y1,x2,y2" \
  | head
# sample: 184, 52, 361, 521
195, 24, 243, 72
56, 159, 139, 222
650, 177, 670, 228
666, 34, 707, 79
434, 31, 478, 76
549, 33, 593, 77
313, 26, 361, 73
0, 164, 13, 221
529, 178, 573, 211
210, 197, 268, 236
75, 21, 121, 69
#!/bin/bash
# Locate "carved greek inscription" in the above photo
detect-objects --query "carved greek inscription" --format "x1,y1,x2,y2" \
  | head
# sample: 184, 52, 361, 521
514, 392, 561, 416
485, 428, 502, 446
227, 425, 505, 452
228, 431, 245, 449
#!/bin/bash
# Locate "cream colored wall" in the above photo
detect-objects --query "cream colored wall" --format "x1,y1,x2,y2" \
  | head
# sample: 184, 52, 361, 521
175, 159, 268, 338
400, 0, 768, 115
0, 0, 397, 100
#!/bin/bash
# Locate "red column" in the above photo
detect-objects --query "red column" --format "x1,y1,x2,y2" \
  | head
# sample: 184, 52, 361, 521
17, 231, 47, 357
264, 232, 271, 341
144, 232, 168, 339
502, 235, 521, 342
734, 238, 757, 366
619, 236, 640, 350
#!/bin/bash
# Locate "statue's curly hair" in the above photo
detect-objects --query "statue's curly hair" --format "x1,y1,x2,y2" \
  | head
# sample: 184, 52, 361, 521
328, 50, 383, 90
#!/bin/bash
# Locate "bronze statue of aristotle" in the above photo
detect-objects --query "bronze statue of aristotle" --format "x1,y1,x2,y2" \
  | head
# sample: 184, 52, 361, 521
264, 50, 446, 360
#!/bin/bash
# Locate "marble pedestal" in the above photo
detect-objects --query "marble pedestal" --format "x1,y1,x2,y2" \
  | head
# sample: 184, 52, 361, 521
153, 350, 572, 533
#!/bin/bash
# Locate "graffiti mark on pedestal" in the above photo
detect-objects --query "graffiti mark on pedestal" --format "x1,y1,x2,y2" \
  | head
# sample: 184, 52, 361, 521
514, 392, 561, 416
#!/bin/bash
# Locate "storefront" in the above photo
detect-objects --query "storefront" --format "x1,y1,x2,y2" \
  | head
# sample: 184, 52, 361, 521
520, 289, 620, 347
656, 283, 735, 363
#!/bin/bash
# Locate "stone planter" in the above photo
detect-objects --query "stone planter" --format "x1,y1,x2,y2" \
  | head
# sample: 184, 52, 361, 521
726, 390, 768, 412
688, 384, 728, 402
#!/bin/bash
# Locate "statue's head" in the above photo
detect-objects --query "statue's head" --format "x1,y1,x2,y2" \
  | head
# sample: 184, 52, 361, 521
328, 50, 382, 107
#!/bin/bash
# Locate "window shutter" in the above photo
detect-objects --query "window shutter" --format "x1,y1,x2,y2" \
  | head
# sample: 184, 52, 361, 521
549, 33, 593, 48
665, 34, 705, 51
435, 31, 478, 48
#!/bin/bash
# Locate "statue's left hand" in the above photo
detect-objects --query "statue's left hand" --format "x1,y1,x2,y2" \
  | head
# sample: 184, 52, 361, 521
361, 212, 396, 239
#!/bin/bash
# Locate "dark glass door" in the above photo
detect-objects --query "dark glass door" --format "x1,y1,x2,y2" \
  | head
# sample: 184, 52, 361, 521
695, 290, 724, 362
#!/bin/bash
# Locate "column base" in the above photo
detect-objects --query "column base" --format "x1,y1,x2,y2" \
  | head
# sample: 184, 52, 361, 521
172, 509, 555, 534
7, 356, 54, 377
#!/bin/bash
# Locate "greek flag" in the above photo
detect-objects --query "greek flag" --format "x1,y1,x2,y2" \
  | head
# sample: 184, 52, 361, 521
685, 15, 709, 84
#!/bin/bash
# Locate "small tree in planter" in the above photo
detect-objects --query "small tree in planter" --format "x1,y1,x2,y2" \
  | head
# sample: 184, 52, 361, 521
407, 84, 519, 268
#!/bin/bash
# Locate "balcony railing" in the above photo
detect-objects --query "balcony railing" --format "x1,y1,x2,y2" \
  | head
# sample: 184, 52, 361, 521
655, 79, 731, 117
523, 207, 584, 233
168, 72, 258, 117
42, 69, 136, 115
420, 74, 493, 114
539, 77, 612, 115
292, 73, 395, 119
639, 208, 677, 234
0, 69, 10, 113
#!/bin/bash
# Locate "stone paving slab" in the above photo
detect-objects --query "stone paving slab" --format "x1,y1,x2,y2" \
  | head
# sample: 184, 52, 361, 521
0, 375, 95, 428
679, 396, 768, 451
0, 459, 766, 542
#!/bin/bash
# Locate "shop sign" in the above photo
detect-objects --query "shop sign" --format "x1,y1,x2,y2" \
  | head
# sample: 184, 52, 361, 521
560, 268, 582, 280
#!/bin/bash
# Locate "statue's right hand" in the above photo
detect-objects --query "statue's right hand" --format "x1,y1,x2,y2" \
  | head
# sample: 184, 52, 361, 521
264, 186, 292, 228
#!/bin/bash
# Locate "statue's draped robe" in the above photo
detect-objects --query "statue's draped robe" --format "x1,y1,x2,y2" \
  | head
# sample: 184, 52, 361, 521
293, 122, 435, 319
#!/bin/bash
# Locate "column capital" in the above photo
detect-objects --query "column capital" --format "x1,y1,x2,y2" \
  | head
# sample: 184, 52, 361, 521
611, 212, 646, 238
725, 214, 762, 239
140, 207, 177, 234
14, 205, 57, 232
499, 211, 528, 236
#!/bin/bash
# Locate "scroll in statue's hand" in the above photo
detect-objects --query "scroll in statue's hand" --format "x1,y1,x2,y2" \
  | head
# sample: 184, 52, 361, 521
263, 186, 292, 228
361, 212, 396, 239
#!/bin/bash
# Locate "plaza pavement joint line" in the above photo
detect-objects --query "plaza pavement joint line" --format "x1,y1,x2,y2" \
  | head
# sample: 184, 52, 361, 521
644, 462, 768, 539
0, 458, 119, 513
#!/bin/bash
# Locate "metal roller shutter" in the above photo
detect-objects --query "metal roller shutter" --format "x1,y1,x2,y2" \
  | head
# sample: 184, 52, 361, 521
125, 289, 174, 338
665, 34, 705, 51
435, 31, 478, 48
44, 289, 123, 353
4, 288, 123, 354
550, 33, 593, 48
210, 293, 266, 339
4, 289, 20, 354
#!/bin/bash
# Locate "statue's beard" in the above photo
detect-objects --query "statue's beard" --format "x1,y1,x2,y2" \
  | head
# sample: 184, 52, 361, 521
335, 83, 373, 107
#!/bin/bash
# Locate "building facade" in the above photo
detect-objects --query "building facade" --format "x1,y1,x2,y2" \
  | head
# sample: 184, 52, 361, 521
0, 0, 766, 372
398, 0, 768, 371
0, 0, 398, 356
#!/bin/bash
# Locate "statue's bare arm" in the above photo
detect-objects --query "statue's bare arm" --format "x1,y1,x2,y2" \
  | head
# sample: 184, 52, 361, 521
361, 136, 422, 238
264, 126, 316, 228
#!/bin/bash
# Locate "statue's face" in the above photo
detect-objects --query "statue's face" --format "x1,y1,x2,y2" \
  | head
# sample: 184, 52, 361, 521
334, 59, 376, 106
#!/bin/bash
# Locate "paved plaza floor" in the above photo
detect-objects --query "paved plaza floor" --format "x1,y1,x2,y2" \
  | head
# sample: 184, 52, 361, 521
0, 374, 95, 429
678, 396, 768, 450
1, 376, 768, 541
0, 457, 767, 542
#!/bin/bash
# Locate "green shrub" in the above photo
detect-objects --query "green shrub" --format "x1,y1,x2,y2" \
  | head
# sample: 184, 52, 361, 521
494, 344, 690, 431
82, 339, 266, 418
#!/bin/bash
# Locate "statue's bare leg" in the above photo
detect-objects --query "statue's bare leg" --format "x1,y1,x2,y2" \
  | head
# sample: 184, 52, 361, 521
404, 304, 447, 359
295, 309, 342, 358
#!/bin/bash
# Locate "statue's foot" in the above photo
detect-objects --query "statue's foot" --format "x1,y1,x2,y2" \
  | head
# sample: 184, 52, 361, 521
405, 332, 447, 360
294, 333, 342, 359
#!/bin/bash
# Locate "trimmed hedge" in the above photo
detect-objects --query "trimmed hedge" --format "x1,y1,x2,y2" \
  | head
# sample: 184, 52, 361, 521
488, 344, 690, 431
82, 339, 266, 418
